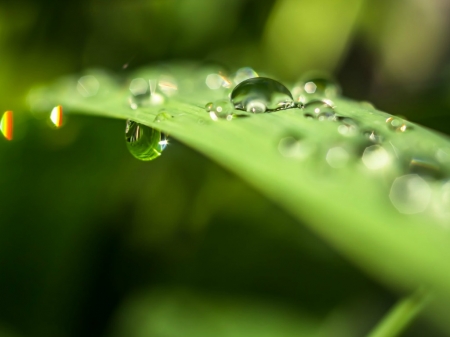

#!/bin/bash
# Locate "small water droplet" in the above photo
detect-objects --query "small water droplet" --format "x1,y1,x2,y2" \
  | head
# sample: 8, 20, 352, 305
128, 78, 166, 109
302, 100, 335, 120
1, 111, 13, 141
50, 105, 63, 128
362, 130, 384, 143
389, 174, 431, 214
292, 75, 341, 103
206, 73, 231, 90
77, 75, 100, 97
125, 120, 168, 161
154, 111, 173, 123
337, 117, 359, 136
362, 145, 390, 170
326, 146, 349, 168
231, 77, 294, 112
386, 117, 410, 132
206, 99, 235, 120
278, 136, 314, 159
234, 67, 259, 85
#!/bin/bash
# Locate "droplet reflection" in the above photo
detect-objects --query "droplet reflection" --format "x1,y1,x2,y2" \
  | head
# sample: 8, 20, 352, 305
77, 75, 100, 97
362, 145, 390, 170
125, 120, 168, 161
1, 111, 13, 141
50, 105, 63, 128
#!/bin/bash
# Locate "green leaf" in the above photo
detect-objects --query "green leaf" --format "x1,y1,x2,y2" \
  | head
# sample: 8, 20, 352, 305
31, 65, 450, 301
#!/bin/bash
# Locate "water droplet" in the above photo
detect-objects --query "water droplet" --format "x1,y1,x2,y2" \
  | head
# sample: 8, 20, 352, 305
206, 73, 232, 90
128, 78, 165, 109
230, 77, 294, 112
436, 148, 450, 164
362, 145, 390, 170
326, 147, 349, 168
292, 75, 341, 103
386, 117, 410, 132
50, 105, 63, 128
158, 75, 178, 96
278, 136, 314, 159
154, 111, 173, 123
77, 75, 100, 97
206, 100, 235, 120
234, 67, 259, 85
409, 157, 444, 180
302, 100, 335, 120
389, 174, 431, 214
125, 120, 168, 161
1, 111, 13, 141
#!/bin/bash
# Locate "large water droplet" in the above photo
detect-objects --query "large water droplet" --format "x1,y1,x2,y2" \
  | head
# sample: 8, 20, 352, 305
292, 75, 341, 103
389, 174, 431, 214
230, 77, 294, 113
302, 100, 335, 120
205, 100, 235, 121
1, 111, 13, 141
125, 120, 168, 161
50, 105, 63, 128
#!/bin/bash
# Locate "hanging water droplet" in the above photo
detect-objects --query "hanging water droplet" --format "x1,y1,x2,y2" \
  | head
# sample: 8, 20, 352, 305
386, 117, 410, 132
230, 77, 294, 113
362, 145, 391, 170
233, 67, 259, 85
1, 111, 13, 141
206, 100, 235, 121
302, 100, 335, 120
292, 75, 341, 103
125, 120, 168, 161
50, 105, 63, 128
389, 174, 431, 214
326, 146, 349, 168
77, 75, 100, 97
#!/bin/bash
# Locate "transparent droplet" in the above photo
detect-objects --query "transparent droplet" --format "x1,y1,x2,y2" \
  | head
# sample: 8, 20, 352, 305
125, 120, 168, 161
158, 75, 178, 96
326, 147, 349, 168
128, 79, 165, 109
1, 111, 13, 141
278, 136, 314, 159
389, 174, 431, 214
362, 145, 390, 170
230, 77, 294, 112
386, 117, 410, 132
292, 75, 341, 103
207, 99, 235, 120
302, 100, 335, 120
50, 105, 63, 128
154, 111, 173, 123
77, 75, 100, 97
234, 67, 259, 85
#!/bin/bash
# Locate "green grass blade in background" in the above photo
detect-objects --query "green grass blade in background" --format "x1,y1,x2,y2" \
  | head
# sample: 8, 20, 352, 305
30, 65, 450, 303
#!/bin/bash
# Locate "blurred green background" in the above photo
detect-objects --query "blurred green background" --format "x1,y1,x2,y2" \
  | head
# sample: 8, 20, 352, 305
1, 0, 450, 336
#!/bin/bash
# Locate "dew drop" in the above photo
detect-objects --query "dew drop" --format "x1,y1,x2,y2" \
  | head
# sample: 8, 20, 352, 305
326, 147, 349, 168
1, 111, 13, 141
128, 78, 165, 109
362, 145, 390, 170
206, 99, 235, 120
125, 120, 168, 161
362, 130, 384, 143
230, 77, 294, 112
336, 117, 359, 137
389, 174, 431, 214
386, 117, 410, 132
50, 105, 63, 128
77, 75, 100, 97
292, 75, 341, 103
302, 100, 335, 120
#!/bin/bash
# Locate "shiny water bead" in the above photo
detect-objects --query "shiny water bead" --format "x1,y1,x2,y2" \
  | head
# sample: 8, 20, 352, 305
128, 78, 165, 109
293, 75, 341, 103
125, 120, 168, 161
302, 100, 335, 120
386, 117, 409, 132
230, 77, 294, 113
233, 67, 259, 85
363, 130, 384, 143
389, 174, 432, 214
1, 111, 13, 141
77, 75, 100, 97
50, 105, 63, 128
336, 117, 359, 137
206, 100, 235, 120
